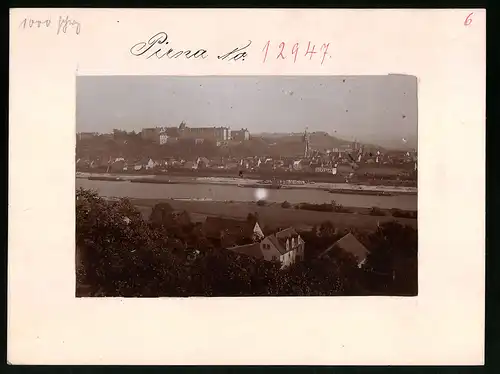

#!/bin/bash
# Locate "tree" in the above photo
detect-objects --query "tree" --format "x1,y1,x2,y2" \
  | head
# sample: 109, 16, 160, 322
281, 201, 291, 209
365, 221, 418, 295
369, 206, 386, 216
246, 212, 260, 225
76, 188, 179, 296
149, 202, 174, 226
318, 221, 336, 238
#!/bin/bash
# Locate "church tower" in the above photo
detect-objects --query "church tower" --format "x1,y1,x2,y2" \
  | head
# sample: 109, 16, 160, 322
303, 127, 310, 158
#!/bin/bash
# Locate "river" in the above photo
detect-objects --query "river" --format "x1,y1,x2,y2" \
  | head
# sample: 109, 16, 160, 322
76, 178, 418, 210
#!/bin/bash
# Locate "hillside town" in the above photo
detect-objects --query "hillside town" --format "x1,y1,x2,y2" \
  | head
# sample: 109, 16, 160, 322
75, 75, 418, 298
76, 124, 418, 297
76, 122, 418, 185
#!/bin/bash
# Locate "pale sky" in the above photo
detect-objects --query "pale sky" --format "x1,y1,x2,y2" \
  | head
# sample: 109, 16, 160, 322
76, 75, 418, 148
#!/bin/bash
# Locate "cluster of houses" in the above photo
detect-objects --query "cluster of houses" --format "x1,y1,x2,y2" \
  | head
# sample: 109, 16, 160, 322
78, 199, 370, 276
76, 126, 417, 178
76, 149, 417, 179
76, 156, 212, 172
210, 217, 370, 269
200, 216, 303, 268
165, 212, 370, 270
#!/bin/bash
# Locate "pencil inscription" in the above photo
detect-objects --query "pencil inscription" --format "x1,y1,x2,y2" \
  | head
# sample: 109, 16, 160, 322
57, 16, 81, 35
19, 15, 81, 35
19, 17, 52, 29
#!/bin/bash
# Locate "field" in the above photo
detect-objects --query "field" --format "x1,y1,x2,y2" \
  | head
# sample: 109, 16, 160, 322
131, 199, 417, 232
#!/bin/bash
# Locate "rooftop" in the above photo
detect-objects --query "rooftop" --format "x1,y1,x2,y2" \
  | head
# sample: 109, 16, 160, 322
319, 233, 370, 263
267, 227, 301, 255
227, 243, 264, 259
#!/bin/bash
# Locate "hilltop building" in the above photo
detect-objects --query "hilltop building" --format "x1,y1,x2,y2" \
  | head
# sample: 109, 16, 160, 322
182, 126, 231, 141
77, 132, 99, 141
231, 128, 250, 141
141, 127, 162, 143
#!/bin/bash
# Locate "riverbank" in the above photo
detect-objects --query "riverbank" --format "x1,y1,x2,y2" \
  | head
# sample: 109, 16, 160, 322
77, 172, 417, 196
128, 198, 417, 231
77, 178, 417, 210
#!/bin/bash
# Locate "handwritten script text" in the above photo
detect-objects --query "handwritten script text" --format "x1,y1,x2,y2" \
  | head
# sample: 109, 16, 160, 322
130, 32, 209, 60
130, 32, 254, 63
19, 16, 81, 35
262, 41, 330, 65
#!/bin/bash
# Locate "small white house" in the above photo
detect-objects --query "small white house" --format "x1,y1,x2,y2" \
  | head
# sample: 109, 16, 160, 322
293, 160, 303, 171
315, 167, 337, 175
145, 158, 156, 170
159, 132, 169, 145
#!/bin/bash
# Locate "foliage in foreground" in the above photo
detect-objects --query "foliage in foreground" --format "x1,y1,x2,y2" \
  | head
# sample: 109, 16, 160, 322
76, 188, 418, 297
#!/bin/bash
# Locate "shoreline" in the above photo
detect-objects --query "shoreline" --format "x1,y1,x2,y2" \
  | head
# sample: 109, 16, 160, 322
78, 172, 417, 196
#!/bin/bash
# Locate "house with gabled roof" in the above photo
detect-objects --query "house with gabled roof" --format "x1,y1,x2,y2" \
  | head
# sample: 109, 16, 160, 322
227, 227, 305, 269
196, 157, 210, 169
318, 232, 370, 268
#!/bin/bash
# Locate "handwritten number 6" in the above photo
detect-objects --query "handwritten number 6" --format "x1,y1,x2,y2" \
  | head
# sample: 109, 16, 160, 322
464, 12, 473, 26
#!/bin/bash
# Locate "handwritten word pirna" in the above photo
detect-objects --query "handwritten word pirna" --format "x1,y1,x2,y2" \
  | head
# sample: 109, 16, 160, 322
19, 16, 81, 35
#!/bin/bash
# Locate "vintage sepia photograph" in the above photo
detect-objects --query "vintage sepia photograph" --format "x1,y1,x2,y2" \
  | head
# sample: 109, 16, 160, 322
75, 75, 418, 297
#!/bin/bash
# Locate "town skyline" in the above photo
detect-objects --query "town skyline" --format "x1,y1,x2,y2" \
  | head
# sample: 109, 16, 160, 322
76, 75, 418, 148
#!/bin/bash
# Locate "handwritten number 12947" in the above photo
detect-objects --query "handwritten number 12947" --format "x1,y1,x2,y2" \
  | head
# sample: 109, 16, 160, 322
262, 41, 330, 65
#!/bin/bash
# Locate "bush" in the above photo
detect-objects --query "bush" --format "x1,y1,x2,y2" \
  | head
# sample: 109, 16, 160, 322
298, 203, 333, 212
295, 202, 352, 213
247, 212, 260, 223
390, 208, 417, 219
281, 201, 291, 209
330, 200, 351, 213
257, 200, 266, 206
369, 207, 386, 216
333, 204, 351, 213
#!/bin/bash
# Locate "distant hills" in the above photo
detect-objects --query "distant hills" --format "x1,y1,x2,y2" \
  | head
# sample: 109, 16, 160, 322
255, 131, 416, 151
255, 132, 383, 151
